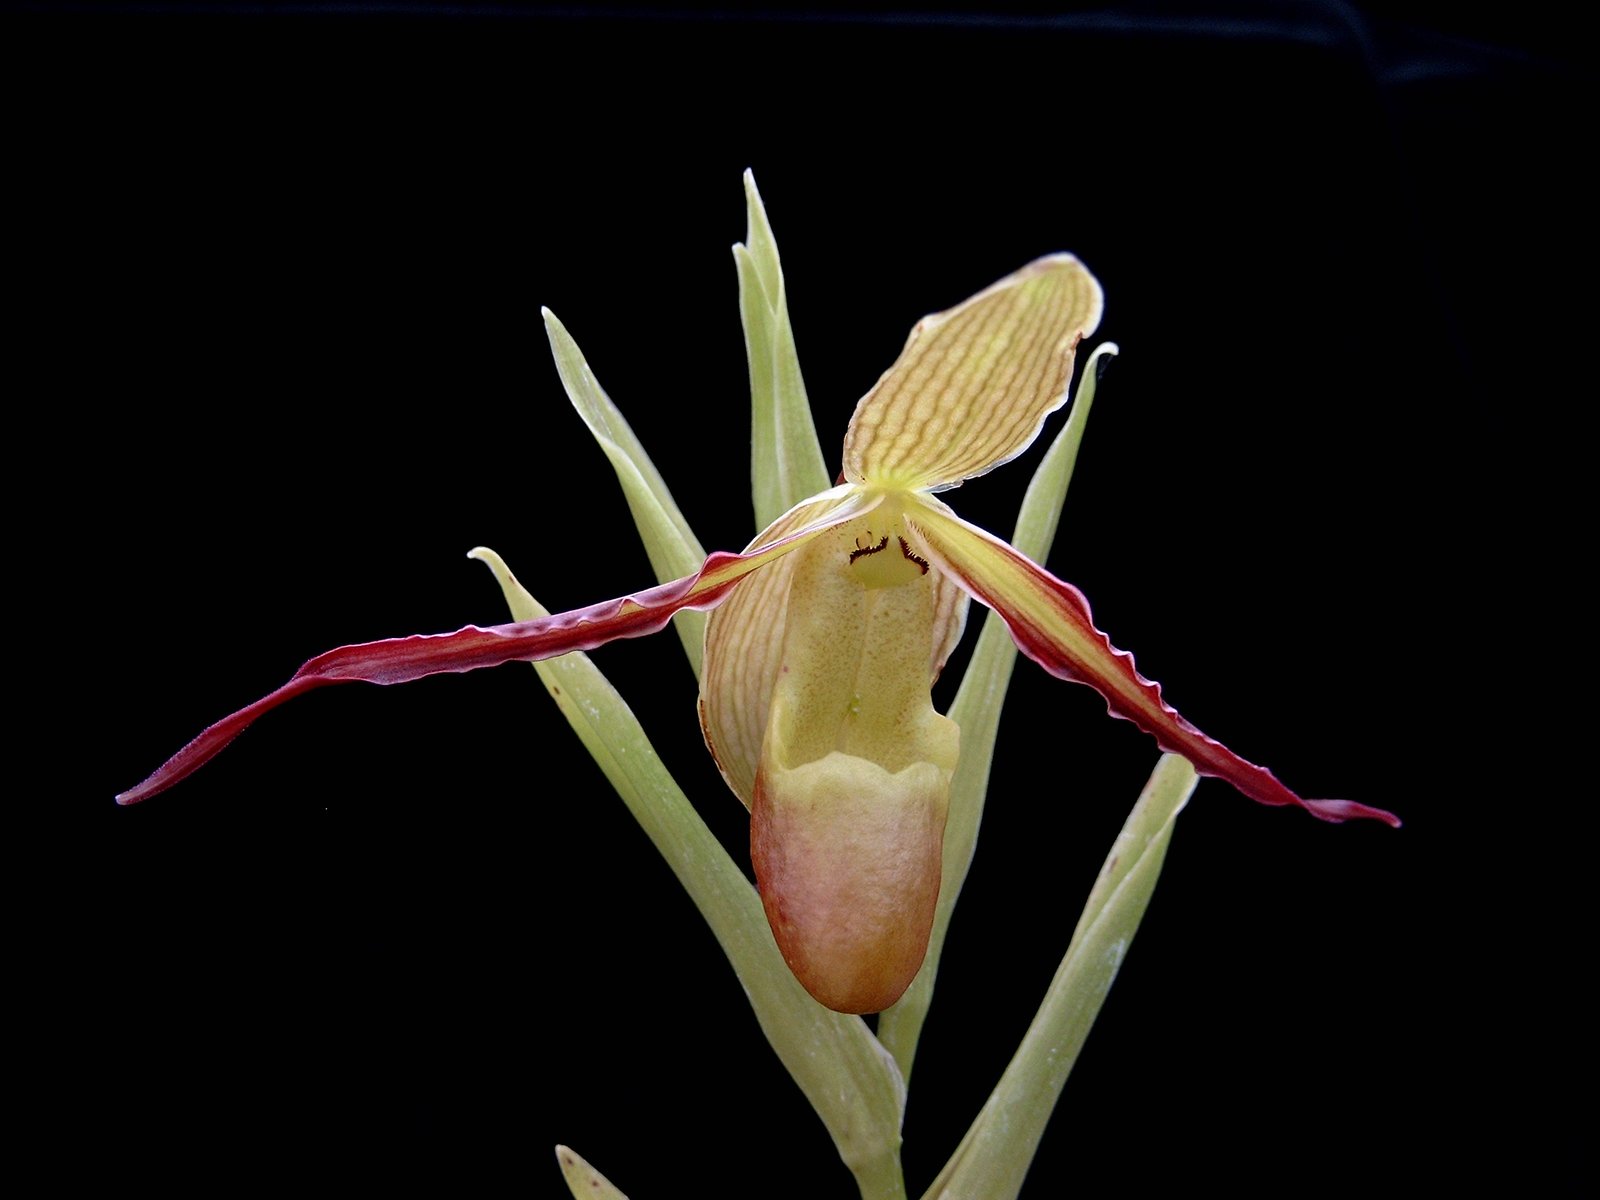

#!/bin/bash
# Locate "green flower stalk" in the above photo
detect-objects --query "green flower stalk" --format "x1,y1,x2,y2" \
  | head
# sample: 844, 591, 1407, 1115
119, 172, 1397, 1197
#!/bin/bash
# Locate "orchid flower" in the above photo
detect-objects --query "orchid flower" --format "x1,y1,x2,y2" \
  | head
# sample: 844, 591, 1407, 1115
119, 192, 1398, 1021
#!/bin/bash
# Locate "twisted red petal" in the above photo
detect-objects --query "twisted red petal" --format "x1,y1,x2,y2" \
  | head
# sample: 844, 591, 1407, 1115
906, 502, 1400, 827
119, 489, 874, 805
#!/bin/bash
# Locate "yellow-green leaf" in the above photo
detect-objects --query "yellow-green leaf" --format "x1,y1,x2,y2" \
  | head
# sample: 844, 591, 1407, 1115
555, 1145, 629, 1200
543, 307, 708, 677
922, 755, 1197, 1200
738, 169, 831, 530
471, 547, 908, 1198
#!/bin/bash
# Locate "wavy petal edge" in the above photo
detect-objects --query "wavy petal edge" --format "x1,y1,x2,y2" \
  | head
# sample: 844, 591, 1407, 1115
905, 502, 1400, 827
116, 486, 876, 805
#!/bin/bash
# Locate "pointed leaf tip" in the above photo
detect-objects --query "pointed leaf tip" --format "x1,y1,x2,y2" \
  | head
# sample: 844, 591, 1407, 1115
925, 754, 1197, 1200
555, 1145, 629, 1200
738, 170, 829, 528
541, 309, 709, 672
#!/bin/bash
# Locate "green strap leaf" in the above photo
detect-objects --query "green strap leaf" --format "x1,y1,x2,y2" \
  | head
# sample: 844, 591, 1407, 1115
921, 754, 1198, 1200
738, 169, 831, 530
472, 547, 908, 1200
542, 308, 708, 678
556, 1145, 629, 1200
878, 343, 1118, 1082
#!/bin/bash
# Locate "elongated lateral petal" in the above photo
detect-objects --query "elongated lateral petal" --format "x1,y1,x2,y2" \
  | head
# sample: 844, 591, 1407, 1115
118, 487, 875, 806
905, 501, 1400, 826
842, 255, 1103, 492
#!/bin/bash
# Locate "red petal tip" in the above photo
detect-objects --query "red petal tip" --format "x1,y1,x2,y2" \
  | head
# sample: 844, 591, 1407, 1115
1303, 797, 1402, 828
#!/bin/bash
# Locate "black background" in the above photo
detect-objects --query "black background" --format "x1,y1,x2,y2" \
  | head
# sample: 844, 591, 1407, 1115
26, 2, 1580, 1194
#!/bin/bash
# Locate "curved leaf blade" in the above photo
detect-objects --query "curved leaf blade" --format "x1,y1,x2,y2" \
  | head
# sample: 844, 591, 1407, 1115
474, 548, 907, 1197
543, 307, 708, 676
738, 169, 831, 529
922, 754, 1198, 1200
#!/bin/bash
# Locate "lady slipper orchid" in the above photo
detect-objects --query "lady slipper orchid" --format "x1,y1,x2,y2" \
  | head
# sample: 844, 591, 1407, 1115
119, 251, 1399, 1015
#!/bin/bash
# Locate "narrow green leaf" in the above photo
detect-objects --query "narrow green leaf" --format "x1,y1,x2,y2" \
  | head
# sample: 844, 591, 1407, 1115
922, 754, 1198, 1200
878, 343, 1118, 1082
542, 308, 708, 678
555, 1145, 629, 1200
471, 548, 907, 1200
738, 169, 831, 530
